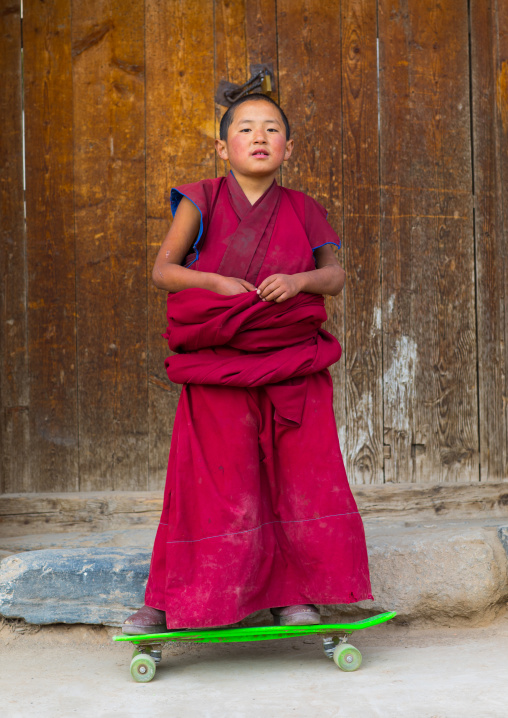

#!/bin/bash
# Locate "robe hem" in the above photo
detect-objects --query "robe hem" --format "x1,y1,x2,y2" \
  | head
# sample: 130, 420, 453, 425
144, 594, 375, 630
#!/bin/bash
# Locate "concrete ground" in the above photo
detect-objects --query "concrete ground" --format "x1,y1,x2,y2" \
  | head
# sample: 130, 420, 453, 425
1, 614, 508, 718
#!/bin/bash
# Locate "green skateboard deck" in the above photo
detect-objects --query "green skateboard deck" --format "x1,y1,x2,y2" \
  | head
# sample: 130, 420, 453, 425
114, 611, 396, 682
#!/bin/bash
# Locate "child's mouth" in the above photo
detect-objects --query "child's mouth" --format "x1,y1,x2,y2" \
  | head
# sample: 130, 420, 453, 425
252, 151, 269, 157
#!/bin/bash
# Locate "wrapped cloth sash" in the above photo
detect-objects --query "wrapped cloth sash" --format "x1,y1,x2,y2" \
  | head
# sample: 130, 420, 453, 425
163, 288, 341, 427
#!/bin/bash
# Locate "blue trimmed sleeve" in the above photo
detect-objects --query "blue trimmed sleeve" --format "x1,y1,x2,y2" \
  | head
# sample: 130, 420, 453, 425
170, 188, 204, 268
169, 179, 218, 268
304, 194, 342, 252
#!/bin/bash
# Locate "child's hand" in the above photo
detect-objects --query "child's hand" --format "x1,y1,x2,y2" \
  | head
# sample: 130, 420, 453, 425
256, 274, 302, 303
214, 276, 257, 295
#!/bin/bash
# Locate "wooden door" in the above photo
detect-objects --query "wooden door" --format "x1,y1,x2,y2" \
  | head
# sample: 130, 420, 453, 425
1, 0, 507, 494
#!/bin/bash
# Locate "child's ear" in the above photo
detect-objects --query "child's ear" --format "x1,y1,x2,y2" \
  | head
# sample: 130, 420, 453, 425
215, 139, 229, 161
283, 139, 294, 162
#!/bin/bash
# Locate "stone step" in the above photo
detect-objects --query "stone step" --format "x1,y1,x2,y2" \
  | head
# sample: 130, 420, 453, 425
0, 548, 150, 626
1, 520, 507, 627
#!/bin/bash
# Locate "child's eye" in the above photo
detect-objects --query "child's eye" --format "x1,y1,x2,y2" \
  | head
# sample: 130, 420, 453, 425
267, 128, 279, 132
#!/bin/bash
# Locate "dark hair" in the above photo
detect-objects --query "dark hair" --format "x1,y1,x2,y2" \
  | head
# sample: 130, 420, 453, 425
219, 94, 291, 141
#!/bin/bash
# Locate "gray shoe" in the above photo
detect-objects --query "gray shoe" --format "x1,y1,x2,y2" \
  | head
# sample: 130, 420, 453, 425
122, 605, 167, 635
270, 604, 321, 626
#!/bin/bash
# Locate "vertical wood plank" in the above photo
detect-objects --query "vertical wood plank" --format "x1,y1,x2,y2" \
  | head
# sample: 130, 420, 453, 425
214, 0, 279, 169
277, 0, 348, 473
245, 0, 279, 181
379, 0, 478, 482
0, 0, 29, 492
498, 0, 508, 482
23, 0, 78, 491
215, 0, 247, 177
72, 1, 147, 490
245, 0, 278, 95
471, 0, 508, 480
145, 0, 216, 489
339, 0, 383, 483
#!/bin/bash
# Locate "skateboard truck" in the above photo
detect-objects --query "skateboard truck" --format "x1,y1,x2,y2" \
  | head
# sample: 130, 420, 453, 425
322, 633, 351, 660
148, 648, 162, 664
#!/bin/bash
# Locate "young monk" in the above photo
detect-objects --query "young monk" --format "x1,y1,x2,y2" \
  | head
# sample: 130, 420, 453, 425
123, 94, 372, 634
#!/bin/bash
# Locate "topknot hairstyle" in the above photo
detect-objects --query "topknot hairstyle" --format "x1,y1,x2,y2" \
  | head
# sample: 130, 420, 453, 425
219, 93, 291, 142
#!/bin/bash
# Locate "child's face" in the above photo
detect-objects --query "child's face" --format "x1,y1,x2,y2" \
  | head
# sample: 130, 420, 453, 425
215, 100, 293, 178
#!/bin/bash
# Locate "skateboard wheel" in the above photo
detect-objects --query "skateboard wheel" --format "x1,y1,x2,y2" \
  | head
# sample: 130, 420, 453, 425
130, 653, 156, 683
333, 644, 362, 672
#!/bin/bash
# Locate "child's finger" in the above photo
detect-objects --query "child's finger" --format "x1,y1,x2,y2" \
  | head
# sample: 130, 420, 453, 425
257, 275, 278, 293
234, 278, 257, 291
274, 292, 289, 303
263, 286, 285, 302
258, 279, 279, 297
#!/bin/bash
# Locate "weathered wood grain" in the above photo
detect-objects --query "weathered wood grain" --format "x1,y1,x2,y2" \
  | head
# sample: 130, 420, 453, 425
471, 0, 508, 480
146, 218, 176, 491
0, 491, 164, 536
145, 0, 215, 489
278, 1, 343, 224
339, 0, 383, 483
0, 0, 29, 493
214, 0, 279, 175
215, 0, 247, 177
277, 1, 347, 462
245, 0, 278, 93
2, 482, 508, 536
215, 0, 247, 88
72, 1, 148, 491
3, 0, 508, 496
245, 0, 279, 178
23, 0, 78, 491
498, 0, 508, 480
379, 0, 478, 483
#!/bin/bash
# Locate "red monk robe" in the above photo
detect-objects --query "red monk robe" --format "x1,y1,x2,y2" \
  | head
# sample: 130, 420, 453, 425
145, 171, 373, 628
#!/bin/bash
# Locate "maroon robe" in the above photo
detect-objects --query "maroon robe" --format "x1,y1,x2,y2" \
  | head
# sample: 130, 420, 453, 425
145, 172, 372, 628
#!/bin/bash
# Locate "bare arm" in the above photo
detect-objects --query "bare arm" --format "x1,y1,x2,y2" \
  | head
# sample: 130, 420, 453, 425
257, 244, 345, 302
152, 197, 256, 295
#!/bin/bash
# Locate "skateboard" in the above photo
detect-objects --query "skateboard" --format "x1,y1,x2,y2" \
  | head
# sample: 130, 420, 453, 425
113, 611, 396, 682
